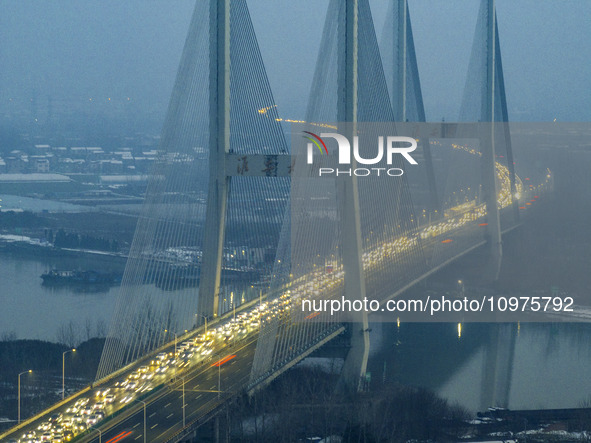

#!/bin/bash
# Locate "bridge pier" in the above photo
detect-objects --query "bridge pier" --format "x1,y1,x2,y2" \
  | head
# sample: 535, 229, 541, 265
480, 323, 517, 409
340, 322, 371, 393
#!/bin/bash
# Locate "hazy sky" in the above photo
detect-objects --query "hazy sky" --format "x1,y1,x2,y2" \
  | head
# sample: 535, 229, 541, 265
0, 0, 589, 127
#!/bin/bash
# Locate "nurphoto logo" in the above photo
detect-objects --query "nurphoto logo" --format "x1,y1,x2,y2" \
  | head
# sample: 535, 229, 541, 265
302, 131, 418, 177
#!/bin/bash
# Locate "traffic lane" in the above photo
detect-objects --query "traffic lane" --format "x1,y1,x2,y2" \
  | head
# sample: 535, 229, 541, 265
82, 338, 255, 441
85, 338, 258, 442
148, 361, 254, 442
131, 341, 256, 442
84, 367, 232, 442
144, 340, 257, 441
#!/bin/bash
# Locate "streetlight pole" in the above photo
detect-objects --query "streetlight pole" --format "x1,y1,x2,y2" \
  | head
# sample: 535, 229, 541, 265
18, 370, 32, 424
213, 354, 221, 400
134, 399, 146, 443
89, 425, 101, 443
62, 348, 76, 400
200, 314, 208, 335
165, 329, 177, 355
164, 329, 178, 380
174, 331, 177, 381
182, 376, 186, 427
173, 332, 177, 357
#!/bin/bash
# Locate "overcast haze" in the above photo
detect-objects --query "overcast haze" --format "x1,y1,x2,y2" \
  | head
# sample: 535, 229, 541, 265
0, 0, 590, 129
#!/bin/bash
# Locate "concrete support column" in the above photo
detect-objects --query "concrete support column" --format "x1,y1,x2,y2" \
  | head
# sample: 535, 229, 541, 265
337, 0, 370, 394
199, 0, 231, 319
481, 0, 502, 281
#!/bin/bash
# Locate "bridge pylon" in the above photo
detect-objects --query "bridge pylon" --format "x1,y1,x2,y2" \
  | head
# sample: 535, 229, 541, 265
197, 0, 294, 322
198, 0, 231, 321
336, 0, 371, 394
481, 0, 503, 282
382, 0, 441, 219
97, 0, 291, 379
461, 0, 520, 282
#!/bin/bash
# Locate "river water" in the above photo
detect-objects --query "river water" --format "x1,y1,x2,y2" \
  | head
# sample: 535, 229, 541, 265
0, 252, 123, 342
368, 321, 591, 412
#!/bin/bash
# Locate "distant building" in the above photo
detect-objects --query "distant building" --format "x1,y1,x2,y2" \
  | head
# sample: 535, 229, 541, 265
0, 173, 71, 183
5, 151, 28, 173
0, 173, 77, 195
34, 158, 50, 173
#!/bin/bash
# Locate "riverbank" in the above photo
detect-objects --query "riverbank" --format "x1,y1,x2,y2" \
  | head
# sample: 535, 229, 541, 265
0, 234, 128, 263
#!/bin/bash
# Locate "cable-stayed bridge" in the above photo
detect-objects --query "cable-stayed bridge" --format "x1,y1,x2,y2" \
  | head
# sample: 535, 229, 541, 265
2, 1, 553, 442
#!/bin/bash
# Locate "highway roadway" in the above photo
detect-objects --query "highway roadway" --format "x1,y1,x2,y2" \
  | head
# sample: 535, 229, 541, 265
1, 312, 261, 443
80, 338, 258, 443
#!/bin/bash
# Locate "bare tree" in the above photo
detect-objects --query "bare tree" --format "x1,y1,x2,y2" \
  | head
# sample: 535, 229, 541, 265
56, 320, 80, 348
1, 330, 17, 341
84, 317, 93, 341
95, 319, 107, 338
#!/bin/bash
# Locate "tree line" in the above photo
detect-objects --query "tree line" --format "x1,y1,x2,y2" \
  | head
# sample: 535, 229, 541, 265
48, 228, 119, 252
200, 366, 471, 442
